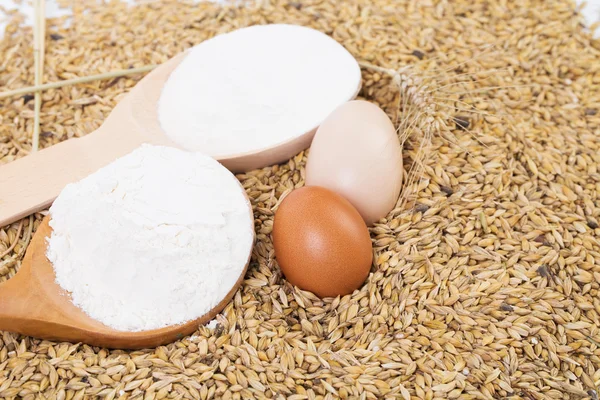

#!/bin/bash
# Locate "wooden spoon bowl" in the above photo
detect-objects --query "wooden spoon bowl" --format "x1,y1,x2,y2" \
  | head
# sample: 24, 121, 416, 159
0, 194, 254, 349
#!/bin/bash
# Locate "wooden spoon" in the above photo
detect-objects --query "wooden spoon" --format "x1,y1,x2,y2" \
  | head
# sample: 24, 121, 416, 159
0, 211, 254, 349
0, 50, 361, 228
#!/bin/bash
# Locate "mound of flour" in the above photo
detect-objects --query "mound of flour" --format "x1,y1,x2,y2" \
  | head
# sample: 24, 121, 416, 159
157, 23, 361, 157
46, 144, 254, 332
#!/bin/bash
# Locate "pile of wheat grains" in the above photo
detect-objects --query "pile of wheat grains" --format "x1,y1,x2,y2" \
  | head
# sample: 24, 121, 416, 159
1, 0, 600, 399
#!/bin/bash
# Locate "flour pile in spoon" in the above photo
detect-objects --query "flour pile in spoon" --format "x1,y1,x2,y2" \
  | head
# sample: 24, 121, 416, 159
46, 144, 254, 332
157, 23, 361, 157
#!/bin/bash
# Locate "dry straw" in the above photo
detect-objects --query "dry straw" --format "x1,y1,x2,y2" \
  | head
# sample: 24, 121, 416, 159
32, 0, 45, 152
0, 65, 157, 99
1, 0, 600, 399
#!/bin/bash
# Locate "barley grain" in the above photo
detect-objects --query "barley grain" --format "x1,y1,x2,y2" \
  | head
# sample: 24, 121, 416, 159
1, 0, 600, 399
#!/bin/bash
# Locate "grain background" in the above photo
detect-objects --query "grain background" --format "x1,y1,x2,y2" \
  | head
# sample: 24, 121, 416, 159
1, 0, 600, 399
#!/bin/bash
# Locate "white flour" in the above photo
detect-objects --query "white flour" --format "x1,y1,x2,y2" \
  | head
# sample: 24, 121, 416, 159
157, 23, 361, 157
46, 144, 254, 332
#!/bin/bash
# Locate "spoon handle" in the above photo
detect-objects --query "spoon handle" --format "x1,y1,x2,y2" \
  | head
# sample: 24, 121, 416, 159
0, 126, 143, 228
0, 135, 96, 227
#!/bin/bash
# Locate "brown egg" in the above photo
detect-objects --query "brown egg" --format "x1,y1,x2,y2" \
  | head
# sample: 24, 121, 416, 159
272, 186, 372, 298
305, 100, 403, 226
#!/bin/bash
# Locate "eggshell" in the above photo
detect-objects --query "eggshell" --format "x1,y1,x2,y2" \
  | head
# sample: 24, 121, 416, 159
305, 100, 403, 226
272, 186, 372, 298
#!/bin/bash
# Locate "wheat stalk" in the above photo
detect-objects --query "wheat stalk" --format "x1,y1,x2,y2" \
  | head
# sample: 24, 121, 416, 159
32, 0, 45, 152
0, 65, 157, 99
359, 44, 528, 214
359, 61, 449, 212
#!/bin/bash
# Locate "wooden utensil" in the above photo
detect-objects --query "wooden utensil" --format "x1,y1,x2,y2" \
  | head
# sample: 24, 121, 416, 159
0, 51, 361, 228
0, 213, 254, 349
